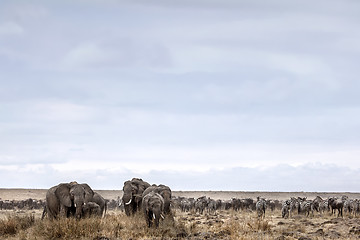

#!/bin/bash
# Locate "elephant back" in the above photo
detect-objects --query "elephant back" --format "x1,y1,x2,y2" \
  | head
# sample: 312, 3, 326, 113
143, 191, 164, 211
142, 186, 158, 198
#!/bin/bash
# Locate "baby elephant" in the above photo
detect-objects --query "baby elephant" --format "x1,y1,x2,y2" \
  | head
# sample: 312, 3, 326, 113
82, 202, 102, 217
142, 191, 165, 228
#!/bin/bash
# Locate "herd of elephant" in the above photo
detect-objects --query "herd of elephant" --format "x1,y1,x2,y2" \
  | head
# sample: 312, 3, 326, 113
120, 178, 172, 228
42, 178, 172, 228
42, 181, 107, 220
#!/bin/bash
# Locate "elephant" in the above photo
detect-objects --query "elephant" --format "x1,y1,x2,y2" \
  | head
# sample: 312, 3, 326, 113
42, 182, 94, 219
142, 191, 164, 228
92, 192, 107, 217
82, 202, 102, 217
122, 178, 150, 216
142, 184, 172, 214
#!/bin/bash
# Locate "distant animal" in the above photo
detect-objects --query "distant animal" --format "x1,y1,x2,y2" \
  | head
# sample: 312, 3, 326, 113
289, 197, 300, 217
328, 197, 344, 217
142, 191, 165, 228
256, 197, 266, 218
281, 200, 290, 218
231, 198, 242, 211
195, 196, 208, 214
297, 197, 313, 217
313, 196, 329, 215
351, 199, 360, 217
180, 198, 194, 212
207, 198, 217, 214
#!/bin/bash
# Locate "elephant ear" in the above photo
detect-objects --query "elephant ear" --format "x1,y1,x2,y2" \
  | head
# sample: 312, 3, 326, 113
55, 183, 72, 207
123, 181, 132, 191
159, 194, 165, 206
80, 183, 94, 202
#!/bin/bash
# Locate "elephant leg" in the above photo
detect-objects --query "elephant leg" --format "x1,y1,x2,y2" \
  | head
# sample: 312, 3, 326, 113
60, 205, 67, 218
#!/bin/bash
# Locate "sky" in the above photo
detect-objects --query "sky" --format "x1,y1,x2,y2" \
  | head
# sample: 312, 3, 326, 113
1, 0, 360, 191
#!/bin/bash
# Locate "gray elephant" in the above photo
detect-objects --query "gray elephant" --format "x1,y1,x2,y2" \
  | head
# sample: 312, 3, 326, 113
122, 178, 150, 216
142, 191, 164, 228
42, 182, 94, 219
92, 192, 107, 217
142, 184, 172, 214
82, 202, 102, 217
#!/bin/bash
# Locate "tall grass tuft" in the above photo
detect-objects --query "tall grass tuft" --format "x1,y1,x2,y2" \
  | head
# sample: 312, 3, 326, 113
0, 214, 35, 236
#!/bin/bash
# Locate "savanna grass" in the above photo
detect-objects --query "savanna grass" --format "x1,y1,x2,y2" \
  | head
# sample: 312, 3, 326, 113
0, 214, 35, 236
9, 211, 190, 240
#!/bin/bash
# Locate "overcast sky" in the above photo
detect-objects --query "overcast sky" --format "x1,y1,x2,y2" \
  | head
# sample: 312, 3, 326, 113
1, 0, 360, 191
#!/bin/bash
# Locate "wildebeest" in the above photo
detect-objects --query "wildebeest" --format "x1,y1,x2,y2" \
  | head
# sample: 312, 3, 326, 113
328, 197, 344, 217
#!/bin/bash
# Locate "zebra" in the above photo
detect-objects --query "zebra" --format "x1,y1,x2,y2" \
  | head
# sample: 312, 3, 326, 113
207, 198, 217, 214
195, 196, 208, 214
256, 197, 266, 218
344, 199, 352, 215
298, 197, 313, 217
289, 197, 300, 217
180, 198, 193, 212
319, 199, 329, 215
313, 196, 329, 215
281, 200, 290, 218
351, 199, 360, 217
312, 196, 322, 212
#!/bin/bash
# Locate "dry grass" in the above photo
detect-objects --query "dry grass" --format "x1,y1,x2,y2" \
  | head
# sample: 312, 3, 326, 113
2, 209, 360, 239
0, 214, 35, 236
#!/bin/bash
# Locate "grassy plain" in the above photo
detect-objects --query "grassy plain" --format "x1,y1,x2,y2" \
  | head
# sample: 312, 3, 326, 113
1, 189, 360, 239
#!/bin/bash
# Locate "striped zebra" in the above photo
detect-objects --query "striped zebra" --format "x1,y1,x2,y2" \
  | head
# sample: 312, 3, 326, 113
281, 200, 290, 218
195, 196, 208, 214
343, 198, 354, 216
289, 197, 299, 217
351, 199, 360, 217
313, 196, 329, 215
298, 197, 313, 217
207, 198, 217, 214
256, 197, 266, 218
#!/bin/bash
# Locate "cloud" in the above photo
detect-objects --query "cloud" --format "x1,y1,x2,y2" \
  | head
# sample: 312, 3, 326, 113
62, 43, 109, 68
60, 39, 173, 70
0, 22, 24, 36
0, 1, 359, 191
1, 163, 360, 192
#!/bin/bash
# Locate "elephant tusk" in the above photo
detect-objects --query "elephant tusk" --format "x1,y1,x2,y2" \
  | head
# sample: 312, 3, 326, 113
160, 214, 165, 219
153, 213, 156, 220
74, 203, 77, 208
125, 199, 132, 205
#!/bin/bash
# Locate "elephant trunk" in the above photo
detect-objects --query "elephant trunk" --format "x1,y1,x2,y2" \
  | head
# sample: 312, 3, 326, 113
152, 208, 162, 228
74, 197, 85, 219
122, 194, 133, 216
